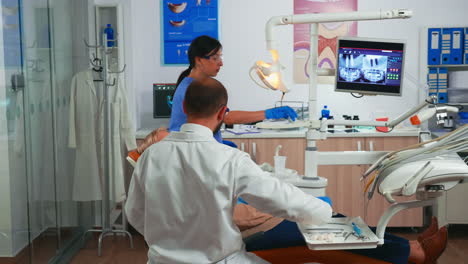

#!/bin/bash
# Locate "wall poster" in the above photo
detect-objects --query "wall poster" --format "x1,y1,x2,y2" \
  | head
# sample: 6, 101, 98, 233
293, 0, 357, 84
161, 0, 218, 65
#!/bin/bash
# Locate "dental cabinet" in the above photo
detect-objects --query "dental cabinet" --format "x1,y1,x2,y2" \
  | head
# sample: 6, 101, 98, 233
223, 130, 422, 228
135, 129, 422, 227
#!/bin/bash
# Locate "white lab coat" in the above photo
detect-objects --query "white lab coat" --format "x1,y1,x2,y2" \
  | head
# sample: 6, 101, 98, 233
125, 123, 332, 264
68, 69, 136, 202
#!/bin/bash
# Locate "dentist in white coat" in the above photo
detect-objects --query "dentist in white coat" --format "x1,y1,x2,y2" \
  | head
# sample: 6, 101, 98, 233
125, 78, 332, 264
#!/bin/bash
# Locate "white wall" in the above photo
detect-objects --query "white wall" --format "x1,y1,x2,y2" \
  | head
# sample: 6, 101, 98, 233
128, 0, 468, 129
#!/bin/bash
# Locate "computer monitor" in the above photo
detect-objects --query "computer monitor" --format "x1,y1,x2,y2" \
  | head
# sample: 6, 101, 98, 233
335, 37, 406, 96
153, 83, 176, 118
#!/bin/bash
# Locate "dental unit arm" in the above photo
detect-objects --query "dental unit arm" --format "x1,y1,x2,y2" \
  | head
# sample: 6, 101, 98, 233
251, 9, 412, 94
255, 8, 423, 179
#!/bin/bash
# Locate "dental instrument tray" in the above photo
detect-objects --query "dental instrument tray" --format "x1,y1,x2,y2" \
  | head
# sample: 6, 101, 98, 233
298, 216, 379, 250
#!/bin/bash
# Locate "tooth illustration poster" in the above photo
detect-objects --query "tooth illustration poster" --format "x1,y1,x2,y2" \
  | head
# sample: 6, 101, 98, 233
162, 0, 218, 65
293, 0, 357, 84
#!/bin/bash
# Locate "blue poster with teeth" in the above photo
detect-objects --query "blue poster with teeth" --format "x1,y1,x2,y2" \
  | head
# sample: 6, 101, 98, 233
162, 0, 218, 65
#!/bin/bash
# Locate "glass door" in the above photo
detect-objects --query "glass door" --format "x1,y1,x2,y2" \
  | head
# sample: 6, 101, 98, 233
1, 0, 95, 262
0, 0, 32, 261
20, 0, 59, 261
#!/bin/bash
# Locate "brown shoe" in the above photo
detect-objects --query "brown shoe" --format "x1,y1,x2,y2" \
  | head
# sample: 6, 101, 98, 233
418, 216, 439, 243
421, 226, 448, 264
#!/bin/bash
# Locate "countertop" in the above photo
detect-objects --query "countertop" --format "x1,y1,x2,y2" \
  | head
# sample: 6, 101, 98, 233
136, 127, 421, 140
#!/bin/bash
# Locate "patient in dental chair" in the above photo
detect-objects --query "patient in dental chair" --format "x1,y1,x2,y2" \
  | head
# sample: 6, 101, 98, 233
129, 129, 448, 264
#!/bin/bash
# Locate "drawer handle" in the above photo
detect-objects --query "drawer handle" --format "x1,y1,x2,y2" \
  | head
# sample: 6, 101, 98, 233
357, 141, 362, 151
240, 142, 245, 152
368, 141, 374, 152
251, 142, 257, 163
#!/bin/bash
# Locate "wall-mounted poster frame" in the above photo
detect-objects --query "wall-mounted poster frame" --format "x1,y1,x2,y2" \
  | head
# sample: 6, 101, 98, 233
161, 0, 219, 65
293, 0, 357, 84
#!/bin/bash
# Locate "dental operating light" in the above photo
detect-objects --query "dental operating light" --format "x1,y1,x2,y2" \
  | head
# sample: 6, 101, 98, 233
250, 50, 289, 93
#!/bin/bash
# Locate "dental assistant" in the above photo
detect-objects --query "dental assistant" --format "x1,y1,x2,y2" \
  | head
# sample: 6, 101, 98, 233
169, 35, 297, 142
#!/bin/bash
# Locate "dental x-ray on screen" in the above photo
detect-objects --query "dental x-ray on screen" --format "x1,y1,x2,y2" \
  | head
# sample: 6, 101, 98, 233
335, 37, 405, 96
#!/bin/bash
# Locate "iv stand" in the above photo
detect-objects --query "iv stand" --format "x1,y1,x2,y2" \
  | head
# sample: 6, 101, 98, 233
82, 34, 134, 256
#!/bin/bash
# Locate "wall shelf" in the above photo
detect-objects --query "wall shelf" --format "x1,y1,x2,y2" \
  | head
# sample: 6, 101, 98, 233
420, 26, 468, 227
428, 64, 468, 70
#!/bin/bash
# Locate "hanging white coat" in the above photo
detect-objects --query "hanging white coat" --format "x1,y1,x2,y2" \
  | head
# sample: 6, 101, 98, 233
68, 70, 136, 202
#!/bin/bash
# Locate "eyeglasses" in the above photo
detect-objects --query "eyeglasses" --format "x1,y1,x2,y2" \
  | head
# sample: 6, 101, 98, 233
203, 54, 223, 62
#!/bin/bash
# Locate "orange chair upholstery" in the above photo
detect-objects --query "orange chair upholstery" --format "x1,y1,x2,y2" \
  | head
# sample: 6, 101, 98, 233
252, 246, 391, 264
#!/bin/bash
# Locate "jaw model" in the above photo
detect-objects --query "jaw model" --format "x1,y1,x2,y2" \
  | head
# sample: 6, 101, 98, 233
168, 2, 187, 13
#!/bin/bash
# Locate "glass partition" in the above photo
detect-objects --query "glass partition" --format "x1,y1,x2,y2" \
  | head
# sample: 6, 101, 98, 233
1, 0, 96, 262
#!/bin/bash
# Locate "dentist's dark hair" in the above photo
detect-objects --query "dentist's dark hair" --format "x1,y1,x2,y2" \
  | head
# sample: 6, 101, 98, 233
175, 35, 222, 88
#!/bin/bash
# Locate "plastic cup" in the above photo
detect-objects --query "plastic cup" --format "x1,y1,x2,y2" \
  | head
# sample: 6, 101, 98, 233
274, 156, 287, 177
376, 117, 389, 132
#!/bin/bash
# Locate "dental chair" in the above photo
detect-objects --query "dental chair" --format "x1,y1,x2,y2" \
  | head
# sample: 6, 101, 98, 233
363, 124, 468, 243
250, 126, 468, 264
127, 125, 468, 263
128, 129, 393, 264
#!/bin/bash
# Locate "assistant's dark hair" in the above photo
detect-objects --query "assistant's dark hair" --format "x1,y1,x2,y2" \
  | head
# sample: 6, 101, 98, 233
176, 35, 222, 87
184, 78, 228, 118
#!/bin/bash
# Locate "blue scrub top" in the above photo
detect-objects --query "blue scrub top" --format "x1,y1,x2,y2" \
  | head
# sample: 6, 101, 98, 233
169, 77, 223, 142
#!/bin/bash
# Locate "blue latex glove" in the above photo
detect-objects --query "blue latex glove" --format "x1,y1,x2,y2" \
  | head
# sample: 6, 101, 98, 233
265, 106, 297, 121
317, 196, 332, 207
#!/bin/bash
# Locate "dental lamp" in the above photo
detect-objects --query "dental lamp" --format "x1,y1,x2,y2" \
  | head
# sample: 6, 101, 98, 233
250, 52, 288, 93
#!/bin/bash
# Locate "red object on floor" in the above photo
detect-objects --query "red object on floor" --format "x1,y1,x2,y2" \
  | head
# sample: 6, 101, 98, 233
252, 246, 390, 264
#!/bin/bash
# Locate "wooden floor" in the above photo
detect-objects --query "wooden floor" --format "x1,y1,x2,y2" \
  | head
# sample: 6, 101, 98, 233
69, 225, 468, 264
394, 225, 468, 264
69, 234, 149, 264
